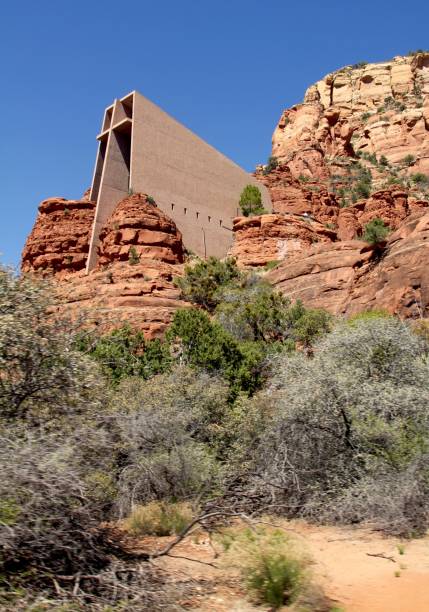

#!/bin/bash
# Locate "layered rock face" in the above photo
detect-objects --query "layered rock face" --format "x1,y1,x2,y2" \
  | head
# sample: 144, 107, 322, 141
21, 195, 95, 276
243, 55, 429, 317
272, 53, 429, 180
256, 164, 340, 221
267, 209, 429, 318
230, 213, 336, 267
336, 187, 428, 240
53, 260, 187, 339
97, 194, 184, 266
22, 193, 187, 338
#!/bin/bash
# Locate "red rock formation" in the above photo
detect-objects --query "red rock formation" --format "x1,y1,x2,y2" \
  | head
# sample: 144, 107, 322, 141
97, 194, 184, 266
336, 188, 429, 240
22, 193, 188, 338
53, 260, 188, 339
21, 196, 95, 276
267, 210, 429, 318
272, 53, 429, 180
256, 163, 340, 222
230, 213, 336, 267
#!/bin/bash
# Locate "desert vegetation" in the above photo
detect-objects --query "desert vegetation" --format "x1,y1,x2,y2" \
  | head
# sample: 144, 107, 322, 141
1, 261, 429, 609
239, 184, 266, 216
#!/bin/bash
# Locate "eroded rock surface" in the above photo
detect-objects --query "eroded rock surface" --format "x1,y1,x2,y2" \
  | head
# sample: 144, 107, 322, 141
21, 195, 95, 276
267, 210, 429, 318
272, 53, 429, 179
230, 213, 336, 267
97, 194, 184, 266
53, 260, 188, 339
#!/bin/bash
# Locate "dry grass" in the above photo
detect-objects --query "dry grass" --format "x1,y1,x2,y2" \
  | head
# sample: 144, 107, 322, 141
124, 501, 194, 537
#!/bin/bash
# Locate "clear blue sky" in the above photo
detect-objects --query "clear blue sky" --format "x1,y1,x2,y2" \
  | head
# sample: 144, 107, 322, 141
1, 0, 428, 266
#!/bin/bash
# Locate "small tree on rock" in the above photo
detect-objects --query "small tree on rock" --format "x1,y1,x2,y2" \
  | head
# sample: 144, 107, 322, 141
362, 218, 390, 244
239, 185, 266, 217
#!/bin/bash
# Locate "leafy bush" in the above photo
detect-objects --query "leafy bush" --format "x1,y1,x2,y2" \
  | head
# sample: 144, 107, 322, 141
362, 218, 390, 243
124, 501, 193, 536
220, 527, 308, 608
239, 184, 266, 216
175, 256, 242, 312
109, 368, 229, 513
167, 308, 266, 395
216, 281, 331, 348
250, 318, 429, 535
403, 154, 416, 166
76, 324, 171, 385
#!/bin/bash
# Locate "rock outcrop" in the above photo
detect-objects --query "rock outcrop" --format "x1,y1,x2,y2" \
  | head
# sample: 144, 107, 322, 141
53, 260, 188, 339
256, 164, 340, 221
336, 187, 428, 240
22, 193, 188, 338
272, 53, 429, 181
267, 210, 429, 318
230, 213, 336, 267
21, 195, 95, 276
97, 194, 184, 266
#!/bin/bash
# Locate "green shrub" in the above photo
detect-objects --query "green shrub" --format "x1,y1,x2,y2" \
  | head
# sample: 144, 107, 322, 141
298, 174, 310, 183
76, 325, 171, 385
124, 501, 194, 536
403, 154, 416, 166
379, 155, 389, 166
0, 433, 112, 580
174, 256, 242, 312
264, 259, 280, 271
411, 173, 429, 186
239, 184, 265, 216
362, 218, 390, 244
263, 155, 278, 174
146, 195, 156, 205
0, 267, 104, 425
128, 245, 140, 264
110, 369, 226, 510
220, 527, 307, 608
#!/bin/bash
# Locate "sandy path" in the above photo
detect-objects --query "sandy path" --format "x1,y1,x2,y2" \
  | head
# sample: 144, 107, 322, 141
296, 522, 429, 612
138, 522, 429, 611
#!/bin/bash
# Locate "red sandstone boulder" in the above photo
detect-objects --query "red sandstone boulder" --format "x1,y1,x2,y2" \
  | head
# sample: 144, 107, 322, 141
21, 196, 95, 276
97, 194, 184, 266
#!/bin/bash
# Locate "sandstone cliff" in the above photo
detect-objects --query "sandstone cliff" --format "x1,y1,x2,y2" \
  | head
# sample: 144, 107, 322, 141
271, 53, 429, 183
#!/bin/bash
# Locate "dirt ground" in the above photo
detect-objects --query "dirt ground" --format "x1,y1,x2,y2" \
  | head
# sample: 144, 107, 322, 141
136, 520, 429, 611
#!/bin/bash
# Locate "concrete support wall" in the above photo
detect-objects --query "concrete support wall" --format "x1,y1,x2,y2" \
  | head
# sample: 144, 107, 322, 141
87, 91, 271, 270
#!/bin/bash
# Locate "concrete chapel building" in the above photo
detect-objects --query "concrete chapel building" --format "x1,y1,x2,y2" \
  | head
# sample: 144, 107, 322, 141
87, 91, 271, 271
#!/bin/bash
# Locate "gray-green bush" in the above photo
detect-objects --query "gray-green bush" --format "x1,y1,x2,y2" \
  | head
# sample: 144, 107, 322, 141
249, 318, 429, 535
